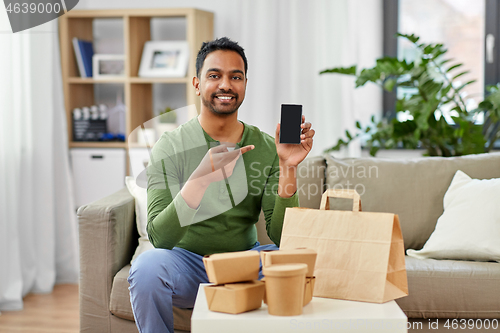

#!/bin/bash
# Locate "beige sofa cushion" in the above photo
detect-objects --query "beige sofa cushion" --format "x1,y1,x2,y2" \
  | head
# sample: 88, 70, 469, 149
397, 256, 500, 318
407, 170, 500, 262
296, 155, 326, 209
110, 265, 193, 331
324, 152, 500, 250
125, 177, 152, 264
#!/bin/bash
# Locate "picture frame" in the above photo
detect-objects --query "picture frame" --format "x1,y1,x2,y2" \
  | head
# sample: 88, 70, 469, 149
138, 41, 189, 78
92, 54, 125, 79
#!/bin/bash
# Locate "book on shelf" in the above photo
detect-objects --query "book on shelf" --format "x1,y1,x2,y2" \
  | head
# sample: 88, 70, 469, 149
72, 38, 94, 78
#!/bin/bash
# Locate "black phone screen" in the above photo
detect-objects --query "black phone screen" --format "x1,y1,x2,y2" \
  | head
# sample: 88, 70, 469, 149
279, 104, 302, 144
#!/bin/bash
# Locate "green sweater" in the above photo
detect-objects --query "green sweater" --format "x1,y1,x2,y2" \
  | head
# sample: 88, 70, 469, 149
146, 117, 298, 256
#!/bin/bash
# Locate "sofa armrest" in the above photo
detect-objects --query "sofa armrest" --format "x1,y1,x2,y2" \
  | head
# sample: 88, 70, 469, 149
77, 187, 137, 332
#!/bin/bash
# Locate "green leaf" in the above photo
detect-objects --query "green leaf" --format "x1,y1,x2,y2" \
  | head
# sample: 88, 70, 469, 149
384, 78, 397, 92
345, 130, 353, 140
446, 63, 463, 72
384, 139, 395, 149
393, 120, 417, 137
452, 71, 470, 80
397, 33, 419, 44
413, 128, 421, 141
422, 45, 434, 55
455, 80, 477, 92
369, 146, 380, 157
478, 100, 493, 110
356, 67, 384, 87
439, 58, 453, 66
356, 121, 362, 129
324, 138, 349, 152
441, 84, 452, 96
319, 66, 357, 75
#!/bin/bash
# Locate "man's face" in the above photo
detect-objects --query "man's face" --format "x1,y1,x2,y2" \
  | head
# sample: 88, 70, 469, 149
194, 50, 247, 116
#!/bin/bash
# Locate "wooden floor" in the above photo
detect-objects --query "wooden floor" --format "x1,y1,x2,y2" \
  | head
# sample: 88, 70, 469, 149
0, 284, 79, 333
0, 285, 494, 333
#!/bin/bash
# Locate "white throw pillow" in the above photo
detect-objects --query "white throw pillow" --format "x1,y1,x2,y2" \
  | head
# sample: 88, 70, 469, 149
125, 176, 153, 263
407, 170, 500, 262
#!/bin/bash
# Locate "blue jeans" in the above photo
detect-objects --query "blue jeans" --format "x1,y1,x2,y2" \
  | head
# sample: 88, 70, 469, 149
128, 242, 278, 333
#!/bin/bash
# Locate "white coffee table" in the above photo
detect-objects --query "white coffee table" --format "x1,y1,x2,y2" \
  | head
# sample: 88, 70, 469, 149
191, 283, 408, 333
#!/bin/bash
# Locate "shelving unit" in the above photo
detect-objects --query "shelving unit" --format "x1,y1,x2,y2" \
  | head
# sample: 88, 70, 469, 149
59, 8, 214, 149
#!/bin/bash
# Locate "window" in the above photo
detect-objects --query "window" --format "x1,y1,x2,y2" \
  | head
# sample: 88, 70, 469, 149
383, 0, 489, 118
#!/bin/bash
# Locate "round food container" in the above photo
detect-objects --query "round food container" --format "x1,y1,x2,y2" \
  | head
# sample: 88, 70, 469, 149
262, 263, 307, 316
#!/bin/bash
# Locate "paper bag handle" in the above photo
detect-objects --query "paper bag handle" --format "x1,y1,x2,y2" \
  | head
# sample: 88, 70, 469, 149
319, 189, 362, 212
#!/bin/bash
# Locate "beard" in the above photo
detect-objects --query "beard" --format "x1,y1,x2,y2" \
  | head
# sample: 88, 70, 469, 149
201, 90, 243, 116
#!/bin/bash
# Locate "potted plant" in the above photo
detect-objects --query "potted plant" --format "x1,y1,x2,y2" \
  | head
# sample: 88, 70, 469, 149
320, 33, 500, 157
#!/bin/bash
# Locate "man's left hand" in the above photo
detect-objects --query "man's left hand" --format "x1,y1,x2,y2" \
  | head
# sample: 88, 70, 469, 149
275, 115, 315, 167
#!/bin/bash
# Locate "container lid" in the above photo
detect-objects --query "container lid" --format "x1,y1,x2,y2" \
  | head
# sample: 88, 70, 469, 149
262, 263, 308, 277
278, 248, 317, 254
223, 281, 264, 290
265, 248, 317, 277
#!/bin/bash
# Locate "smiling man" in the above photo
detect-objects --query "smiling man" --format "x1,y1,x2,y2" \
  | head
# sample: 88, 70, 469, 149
198, 50, 246, 116
128, 37, 315, 333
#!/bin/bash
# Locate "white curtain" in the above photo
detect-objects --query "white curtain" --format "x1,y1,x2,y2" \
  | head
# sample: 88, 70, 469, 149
0, 13, 79, 311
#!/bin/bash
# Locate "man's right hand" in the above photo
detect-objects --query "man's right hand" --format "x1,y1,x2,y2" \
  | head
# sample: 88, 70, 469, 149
180, 144, 254, 209
189, 144, 254, 185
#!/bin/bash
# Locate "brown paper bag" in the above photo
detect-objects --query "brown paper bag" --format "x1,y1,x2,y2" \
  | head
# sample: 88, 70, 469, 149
280, 189, 408, 303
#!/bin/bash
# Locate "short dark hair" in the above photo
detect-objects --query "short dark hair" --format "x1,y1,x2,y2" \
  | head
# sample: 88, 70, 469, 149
196, 37, 248, 77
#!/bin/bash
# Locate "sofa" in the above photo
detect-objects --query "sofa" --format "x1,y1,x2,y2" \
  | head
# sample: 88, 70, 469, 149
77, 152, 500, 332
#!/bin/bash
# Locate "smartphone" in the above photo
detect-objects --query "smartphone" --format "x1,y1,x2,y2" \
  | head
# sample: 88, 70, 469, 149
279, 104, 302, 144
